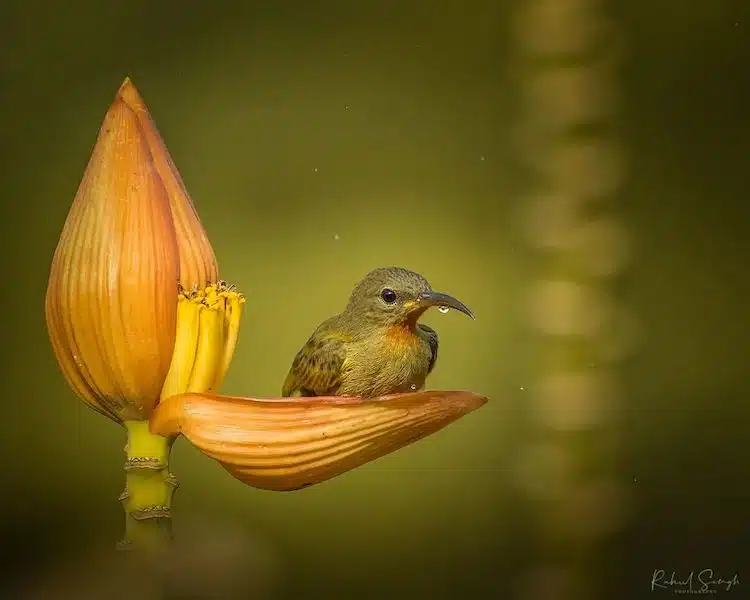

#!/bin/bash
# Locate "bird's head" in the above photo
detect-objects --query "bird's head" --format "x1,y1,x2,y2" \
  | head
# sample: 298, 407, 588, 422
344, 267, 474, 327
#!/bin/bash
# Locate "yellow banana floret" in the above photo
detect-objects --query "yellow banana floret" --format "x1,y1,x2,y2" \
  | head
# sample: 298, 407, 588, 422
213, 292, 246, 390
185, 295, 225, 393
159, 282, 245, 401
160, 292, 201, 401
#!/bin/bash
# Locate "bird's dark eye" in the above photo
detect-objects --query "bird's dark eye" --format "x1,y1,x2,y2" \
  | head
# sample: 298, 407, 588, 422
381, 288, 397, 304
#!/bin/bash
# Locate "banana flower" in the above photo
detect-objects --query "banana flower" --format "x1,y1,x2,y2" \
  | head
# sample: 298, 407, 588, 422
45, 78, 487, 551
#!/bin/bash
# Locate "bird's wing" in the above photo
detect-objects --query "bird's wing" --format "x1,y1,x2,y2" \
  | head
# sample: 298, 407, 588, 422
281, 331, 349, 397
419, 324, 439, 375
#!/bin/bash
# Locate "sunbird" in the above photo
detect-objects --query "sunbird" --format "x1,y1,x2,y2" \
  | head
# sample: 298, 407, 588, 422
282, 267, 474, 398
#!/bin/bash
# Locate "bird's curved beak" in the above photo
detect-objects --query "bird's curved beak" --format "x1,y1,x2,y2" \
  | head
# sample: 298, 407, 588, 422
417, 291, 475, 319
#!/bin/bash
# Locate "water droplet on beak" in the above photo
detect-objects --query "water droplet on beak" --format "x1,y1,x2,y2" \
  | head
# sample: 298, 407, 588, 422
438, 305, 450, 314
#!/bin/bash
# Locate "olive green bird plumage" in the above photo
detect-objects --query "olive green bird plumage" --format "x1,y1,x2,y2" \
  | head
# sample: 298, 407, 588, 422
282, 267, 474, 398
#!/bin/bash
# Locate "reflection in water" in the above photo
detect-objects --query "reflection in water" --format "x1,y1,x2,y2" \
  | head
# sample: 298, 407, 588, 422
512, 0, 636, 598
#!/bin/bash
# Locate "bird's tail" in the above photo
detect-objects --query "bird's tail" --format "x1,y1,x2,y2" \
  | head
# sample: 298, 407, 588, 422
281, 371, 297, 397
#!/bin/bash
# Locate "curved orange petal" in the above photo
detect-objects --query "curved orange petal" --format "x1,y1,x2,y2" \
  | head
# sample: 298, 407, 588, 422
117, 78, 218, 290
150, 391, 487, 491
45, 96, 180, 422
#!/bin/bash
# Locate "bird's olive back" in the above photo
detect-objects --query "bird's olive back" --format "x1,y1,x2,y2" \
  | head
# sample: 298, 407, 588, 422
344, 267, 432, 324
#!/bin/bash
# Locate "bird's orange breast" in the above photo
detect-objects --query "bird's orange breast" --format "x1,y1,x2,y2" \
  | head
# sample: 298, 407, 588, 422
383, 324, 422, 355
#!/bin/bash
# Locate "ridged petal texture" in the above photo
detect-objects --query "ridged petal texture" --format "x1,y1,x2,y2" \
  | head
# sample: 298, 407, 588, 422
150, 391, 488, 491
117, 79, 218, 290
45, 97, 180, 422
45, 78, 232, 424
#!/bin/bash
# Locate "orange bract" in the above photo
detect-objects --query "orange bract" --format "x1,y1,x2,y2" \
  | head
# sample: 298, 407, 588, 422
151, 390, 488, 491
45, 78, 221, 423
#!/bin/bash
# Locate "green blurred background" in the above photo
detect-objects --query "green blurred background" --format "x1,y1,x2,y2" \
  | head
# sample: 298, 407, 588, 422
1, 0, 748, 598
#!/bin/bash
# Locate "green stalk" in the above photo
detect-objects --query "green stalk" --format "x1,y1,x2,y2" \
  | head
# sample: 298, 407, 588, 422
118, 420, 178, 552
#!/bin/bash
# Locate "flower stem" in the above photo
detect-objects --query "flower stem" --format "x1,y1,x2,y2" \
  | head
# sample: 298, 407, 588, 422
118, 420, 178, 552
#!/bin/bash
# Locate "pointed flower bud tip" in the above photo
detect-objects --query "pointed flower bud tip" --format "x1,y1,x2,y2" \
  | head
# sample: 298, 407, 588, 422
116, 77, 218, 290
